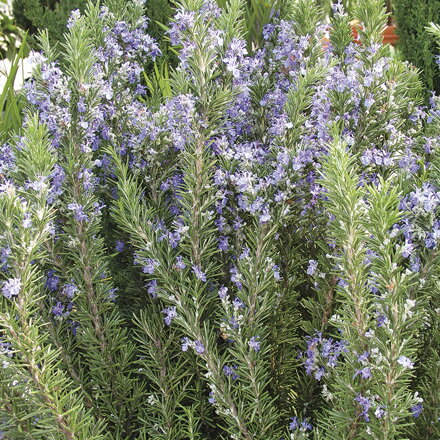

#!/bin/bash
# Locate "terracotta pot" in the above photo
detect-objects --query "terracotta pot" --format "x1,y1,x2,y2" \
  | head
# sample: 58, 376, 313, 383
321, 21, 399, 49
383, 25, 399, 45
350, 20, 399, 46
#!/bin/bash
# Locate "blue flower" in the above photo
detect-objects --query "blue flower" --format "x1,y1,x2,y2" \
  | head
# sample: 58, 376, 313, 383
355, 394, 372, 422
142, 258, 160, 275
232, 297, 244, 309
175, 256, 186, 269
115, 240, 125, 252
194, 340, 205, 354
248, 336, 260, 352
218, 286, 228, 299
223, 365, 238, 380
192, 265, 207, 282
315, 366, 325, 380
0, 246, 11, 270
401, 240, 414, 258
45, 271, 59, 291
2, 278, 21, 299
374, 406, 385, 419
411, 403, 423, 418
218, 236, 229, 251
162, 306, 177, 326
63, 283, 77, 299
52, 301, 66, 319
397, 356, 414, 369
307, 260, 318, 275
67, 203, 89, 222
208, 391, 216, 404
181, 337, 190, 352
353, 367, 372, 380
289, 416, 312, 431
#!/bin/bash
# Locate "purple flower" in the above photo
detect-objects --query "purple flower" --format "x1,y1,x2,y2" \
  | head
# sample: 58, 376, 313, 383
376, 313, 387, 327
67, 9, 81, 29
259, 209, 271, 224
262, 23, 275, 40
115, 240, 125, 252
272, 264, 281, 280
22, 212, 32, 229
45, 271, 59, 291
411, 403, 423, 418
48, 164, 65, 203
142, 258, 160, 275
175, 256, 186, 269
289, 416, 312, 431
289, 417, 300, 430
410, 255, 421, 272
232, 297, 244, 309
357, 351, 369, 364
229, 317, 239, 329
78, 168, 95, 192
63, 283, 77, 299
192, 265, 207, 282
147, 280, 158, 298
67, 203, 89, 222
162, 306, 177, 326
315, 366, 325, 380
218, 286, 228, 299
307, 259, 318, 275
375, 406, 386, 419
354, 367, 372, 379
208, 391, 216, 404
194, 340, 205, 354
2, 278, 21, 298
181, 337, 190, 352
52, 301, 65, 318
355, 394, 372, 422
397, 355, 414, 369
401, 240, 414, 258
223, 365, 238, 380
0, 246, 11, 270
248, 336, 260, 352
230, 266, 243, 290
218, 236, 229, 251
77, 97, 87, 112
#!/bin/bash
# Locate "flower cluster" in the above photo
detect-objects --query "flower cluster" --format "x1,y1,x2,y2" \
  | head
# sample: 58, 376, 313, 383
301, 332, 348, 380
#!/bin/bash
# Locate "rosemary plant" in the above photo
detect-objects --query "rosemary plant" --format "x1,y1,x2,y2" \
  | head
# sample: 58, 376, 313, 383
0, 0, 438, 439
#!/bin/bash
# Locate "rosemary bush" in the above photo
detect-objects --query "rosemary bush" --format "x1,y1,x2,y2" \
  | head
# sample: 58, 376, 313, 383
0, 0, 439, 439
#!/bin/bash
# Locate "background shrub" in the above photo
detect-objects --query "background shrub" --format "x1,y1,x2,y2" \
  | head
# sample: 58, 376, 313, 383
13, 0, 173, 51
395, 0, 440, 94
13, 0, 90, 46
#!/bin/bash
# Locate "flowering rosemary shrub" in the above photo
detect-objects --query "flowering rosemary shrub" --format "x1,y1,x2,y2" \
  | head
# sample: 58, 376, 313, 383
0, 0, 439, 438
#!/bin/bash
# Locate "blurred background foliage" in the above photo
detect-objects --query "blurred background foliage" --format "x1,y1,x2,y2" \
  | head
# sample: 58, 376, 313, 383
0, 0, 25, 58
12, 0, 174, 51
394, 0, 440, 95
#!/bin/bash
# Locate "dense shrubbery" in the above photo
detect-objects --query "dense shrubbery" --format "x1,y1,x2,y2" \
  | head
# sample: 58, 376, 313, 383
395, 0, 440, 94
0, 0, 439, 439
13, 0, 91, 46
12, 0, 172, 51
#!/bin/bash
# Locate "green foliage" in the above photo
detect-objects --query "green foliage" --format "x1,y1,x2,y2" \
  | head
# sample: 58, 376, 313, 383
0, 115, 107, 440
215, 0, 291, 51
1, 0, 439, 438
144, 0, 174, 58
0, 0, 24, 58
0, 33, 27, 143
394, 0, 440, 94
13, 0, 91, 47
